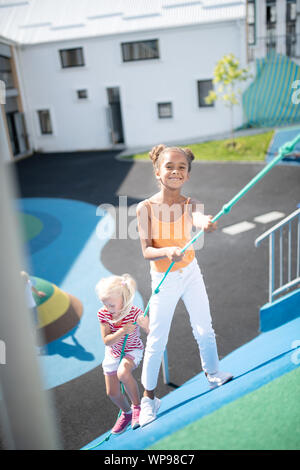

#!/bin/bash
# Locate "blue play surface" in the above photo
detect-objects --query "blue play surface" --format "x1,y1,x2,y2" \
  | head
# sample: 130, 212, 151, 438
18, 197, 143, 389
16, 196, 299, 450
267, 126, 300, 165
82, 314, 300, 450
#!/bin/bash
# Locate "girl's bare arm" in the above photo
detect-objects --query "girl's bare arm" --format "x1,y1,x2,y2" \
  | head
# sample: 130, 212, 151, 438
136, 314, 150, 334
100, 322, 135, 346
190, 199, 217, 232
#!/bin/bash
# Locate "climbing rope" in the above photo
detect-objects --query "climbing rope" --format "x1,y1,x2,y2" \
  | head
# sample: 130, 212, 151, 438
86, 133, 300, 450
142, 132, 300, 311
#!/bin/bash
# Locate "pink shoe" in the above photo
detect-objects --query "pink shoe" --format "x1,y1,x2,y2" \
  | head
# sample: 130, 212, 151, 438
111, 411, 132, 434
131, 405, 141, 429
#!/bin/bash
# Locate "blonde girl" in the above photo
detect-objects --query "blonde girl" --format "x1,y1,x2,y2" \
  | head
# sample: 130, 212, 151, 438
96, 273, 149, 434
136, 144, 233, 426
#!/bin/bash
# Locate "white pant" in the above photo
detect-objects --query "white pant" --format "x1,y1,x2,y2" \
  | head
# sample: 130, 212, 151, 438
141, 258, 219, 391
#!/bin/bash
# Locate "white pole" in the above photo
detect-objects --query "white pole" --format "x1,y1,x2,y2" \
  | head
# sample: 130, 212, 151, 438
0, 114, 60, 449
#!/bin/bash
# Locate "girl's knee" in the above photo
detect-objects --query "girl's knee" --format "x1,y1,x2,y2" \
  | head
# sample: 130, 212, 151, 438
194, 321, 214, 336
146, 334, 168, 355
117, 369, 129, 383
192, 325, 215, 343
117, 363, 132, 383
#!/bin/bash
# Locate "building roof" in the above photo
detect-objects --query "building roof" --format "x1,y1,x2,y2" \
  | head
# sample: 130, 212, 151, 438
0, 0, 245, 46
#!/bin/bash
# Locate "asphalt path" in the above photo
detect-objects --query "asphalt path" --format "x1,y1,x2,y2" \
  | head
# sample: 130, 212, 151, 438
7, 151, 300, 450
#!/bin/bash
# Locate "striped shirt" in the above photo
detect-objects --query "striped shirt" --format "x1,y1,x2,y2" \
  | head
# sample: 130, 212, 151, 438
97, 305, 144, 358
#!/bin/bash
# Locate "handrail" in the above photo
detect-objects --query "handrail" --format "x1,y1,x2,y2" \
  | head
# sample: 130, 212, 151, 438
255, 208, 300, 303
255, 208, 300, 246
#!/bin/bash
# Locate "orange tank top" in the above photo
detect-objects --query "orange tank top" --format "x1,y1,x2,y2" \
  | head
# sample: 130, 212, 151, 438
148, 197, 195, 272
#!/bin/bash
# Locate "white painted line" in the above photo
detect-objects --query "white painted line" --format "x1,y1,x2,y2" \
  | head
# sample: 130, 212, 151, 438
254, 211, 285, 224
222, 221, 256, 235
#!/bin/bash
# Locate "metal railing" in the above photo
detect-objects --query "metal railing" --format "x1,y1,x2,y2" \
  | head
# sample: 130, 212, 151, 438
248, 33, 300, 62
255, 208, 300, 303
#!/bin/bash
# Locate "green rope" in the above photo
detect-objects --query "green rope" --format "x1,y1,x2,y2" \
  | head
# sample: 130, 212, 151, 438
86, 133, 300, 450
85, 333, 130, 450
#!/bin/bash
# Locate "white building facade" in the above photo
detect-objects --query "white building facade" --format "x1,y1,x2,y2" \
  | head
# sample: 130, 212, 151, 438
247, 0, 300, 64
0, 0, 247, 157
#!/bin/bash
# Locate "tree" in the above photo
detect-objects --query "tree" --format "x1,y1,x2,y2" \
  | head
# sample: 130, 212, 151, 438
205, 53, 251, 147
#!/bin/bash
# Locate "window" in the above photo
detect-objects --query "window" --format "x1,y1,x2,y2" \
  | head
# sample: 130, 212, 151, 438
197, 80, 214, 108
77, 89, 88, 99
107, 87, 120, 104
37, 110, 53, 135
59, 47, 85, 68
158, 102, 173, 118
287, 0, 297, 21
266, 0, 276, 24
266, 0, 276, 53
121, 39, 159, 62
0, 79, 5, 104
5, 96, 18, 113
247, 0, 256, 46
0, 55, 14, 89
286, 0, 297, 57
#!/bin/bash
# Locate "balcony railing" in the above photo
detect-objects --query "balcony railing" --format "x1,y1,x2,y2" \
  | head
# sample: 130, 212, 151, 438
248, 33, 300, 62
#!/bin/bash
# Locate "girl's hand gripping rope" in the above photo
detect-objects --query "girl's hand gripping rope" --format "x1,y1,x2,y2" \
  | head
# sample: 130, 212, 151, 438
165, 246, 185, 263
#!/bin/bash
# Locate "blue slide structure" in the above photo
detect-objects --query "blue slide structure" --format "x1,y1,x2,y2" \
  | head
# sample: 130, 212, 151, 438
83, 286, 300, 450
82, 134, 300, 451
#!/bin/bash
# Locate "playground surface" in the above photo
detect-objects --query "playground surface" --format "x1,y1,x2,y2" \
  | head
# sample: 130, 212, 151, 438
83, 315, 300, 450
7, 129, 300, 450
267, 125, 300, 165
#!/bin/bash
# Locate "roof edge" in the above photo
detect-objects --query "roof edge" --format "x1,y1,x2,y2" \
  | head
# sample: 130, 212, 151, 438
18, 16, 245, 48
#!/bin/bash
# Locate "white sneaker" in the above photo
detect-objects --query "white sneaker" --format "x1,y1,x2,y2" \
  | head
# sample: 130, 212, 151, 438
139, 396, 161, 427
206, 371, 233, 389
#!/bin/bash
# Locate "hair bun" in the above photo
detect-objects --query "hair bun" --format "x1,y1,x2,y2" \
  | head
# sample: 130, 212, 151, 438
149, 144, 166, 166
182, 147, 195, 162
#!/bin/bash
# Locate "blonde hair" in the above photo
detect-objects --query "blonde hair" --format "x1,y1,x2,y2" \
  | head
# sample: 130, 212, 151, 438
149, 144, 195, 172
95, 273, 136, 319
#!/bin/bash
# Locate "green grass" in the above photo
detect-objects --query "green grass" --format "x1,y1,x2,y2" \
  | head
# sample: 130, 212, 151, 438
123, 131, 274, 162
149, 367, 300, 450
